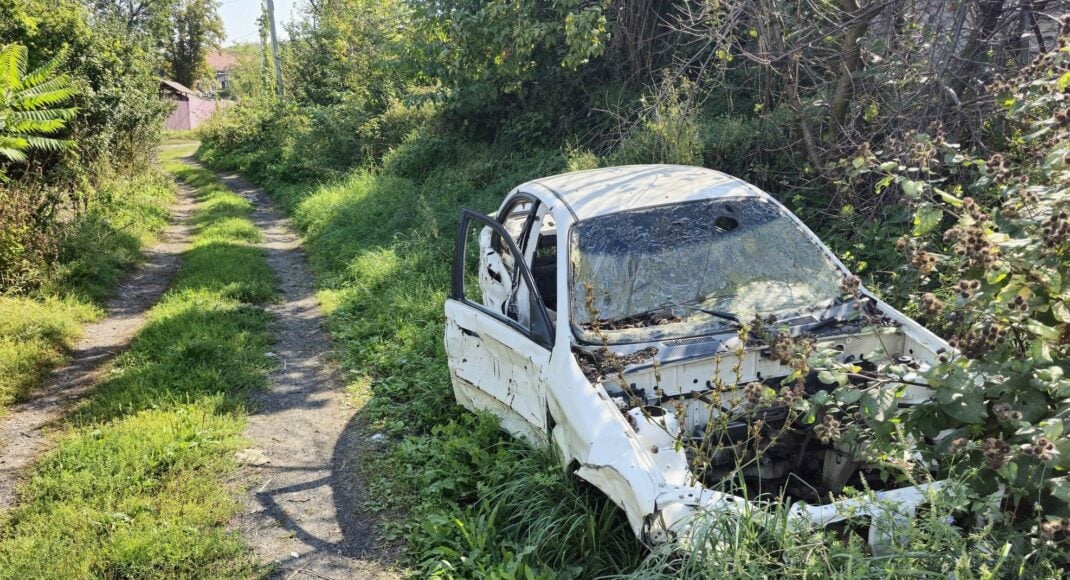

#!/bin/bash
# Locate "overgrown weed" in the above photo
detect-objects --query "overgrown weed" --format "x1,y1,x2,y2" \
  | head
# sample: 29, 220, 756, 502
0, 170, 174, 412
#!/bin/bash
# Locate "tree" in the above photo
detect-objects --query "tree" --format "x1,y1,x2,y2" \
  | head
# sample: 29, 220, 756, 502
164, 0, 223, 88
90, 0, 178, 38
0, 44, 77, 164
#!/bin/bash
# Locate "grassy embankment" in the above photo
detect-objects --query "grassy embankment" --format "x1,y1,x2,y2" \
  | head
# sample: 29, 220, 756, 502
198, 132, 1037, 577
0, 172, 175, 413
0, 144, 275, 577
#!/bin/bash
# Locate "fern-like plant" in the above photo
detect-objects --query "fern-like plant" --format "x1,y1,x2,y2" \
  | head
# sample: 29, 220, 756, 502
0, 44, 77, 163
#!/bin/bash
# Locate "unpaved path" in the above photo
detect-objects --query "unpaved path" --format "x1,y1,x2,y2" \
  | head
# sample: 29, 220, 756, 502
0, 181, 197, 509
210, 166, 397, 579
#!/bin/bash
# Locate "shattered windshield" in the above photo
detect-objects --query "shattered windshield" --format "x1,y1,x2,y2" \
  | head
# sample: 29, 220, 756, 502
570, 197, 845, 344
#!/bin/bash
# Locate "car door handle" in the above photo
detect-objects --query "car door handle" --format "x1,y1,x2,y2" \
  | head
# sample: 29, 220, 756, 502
460, 326, 480, 338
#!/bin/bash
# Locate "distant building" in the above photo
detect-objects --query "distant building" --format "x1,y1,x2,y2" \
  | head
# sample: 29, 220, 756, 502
160, 80, 228, 130
206, 51, 239, 92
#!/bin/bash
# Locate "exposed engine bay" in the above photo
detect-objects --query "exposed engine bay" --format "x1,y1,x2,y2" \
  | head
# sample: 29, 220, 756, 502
575, 309, 937, 514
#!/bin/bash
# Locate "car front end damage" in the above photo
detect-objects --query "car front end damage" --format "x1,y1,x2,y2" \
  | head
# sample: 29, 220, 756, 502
562, 298, 952, 551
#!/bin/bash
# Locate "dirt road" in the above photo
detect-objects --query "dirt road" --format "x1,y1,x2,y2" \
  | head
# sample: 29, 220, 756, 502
0, 181, 197, 509
211, 167, 397, 579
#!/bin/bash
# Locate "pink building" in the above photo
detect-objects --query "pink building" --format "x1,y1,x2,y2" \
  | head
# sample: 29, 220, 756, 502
160, 80, 227, 131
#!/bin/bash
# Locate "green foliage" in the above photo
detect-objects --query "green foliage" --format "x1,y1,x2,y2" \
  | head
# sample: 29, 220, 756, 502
411, 0, 614, 131
0, 43, 77, 164
808, 42, 1070, 552
283, 0, 411, 106
163, 0, 223, 89
50, 171, 175, 303
192, 0, 1070, 572
0, 169, 172, 412
0, 295, 98, 410
699, 108, 795, 182
0, 181, 59, 289
627, 483, 1043, 578
197, 115, 1048, 574
1, 0, 169, 182
610, 80, 702, 166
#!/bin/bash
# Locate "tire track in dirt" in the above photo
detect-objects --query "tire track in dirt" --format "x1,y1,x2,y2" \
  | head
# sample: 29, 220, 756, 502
210, 166, 397, 579
0, 180, 197, 509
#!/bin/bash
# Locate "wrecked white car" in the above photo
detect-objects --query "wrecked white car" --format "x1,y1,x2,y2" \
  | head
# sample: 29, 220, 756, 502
443, 165, 949, 548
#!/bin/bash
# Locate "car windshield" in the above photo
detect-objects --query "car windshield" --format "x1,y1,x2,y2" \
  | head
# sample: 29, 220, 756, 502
570, 197, 846, 344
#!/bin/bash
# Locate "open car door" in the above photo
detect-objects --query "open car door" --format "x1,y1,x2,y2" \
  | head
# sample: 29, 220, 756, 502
443, 208, 555, 445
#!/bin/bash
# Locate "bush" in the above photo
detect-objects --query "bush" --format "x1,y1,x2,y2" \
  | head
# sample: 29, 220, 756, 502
808, 37, 1070, 556
699, 108, 795, 182
358, 95, 440, 162
0, 182, 59, 291
610, 80, 702, 166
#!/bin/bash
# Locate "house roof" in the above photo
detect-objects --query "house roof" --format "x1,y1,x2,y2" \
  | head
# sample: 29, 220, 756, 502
160, 79, 196, 96
206, 51, 239, 72
524, 165, 767, 221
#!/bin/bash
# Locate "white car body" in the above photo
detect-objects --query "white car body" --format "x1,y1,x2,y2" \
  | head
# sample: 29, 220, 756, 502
443, 165, 949, 548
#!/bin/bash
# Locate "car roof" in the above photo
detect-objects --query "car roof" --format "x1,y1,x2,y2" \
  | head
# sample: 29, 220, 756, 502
524, 165, 767, 221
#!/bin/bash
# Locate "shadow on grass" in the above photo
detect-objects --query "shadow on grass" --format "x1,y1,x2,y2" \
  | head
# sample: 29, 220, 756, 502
68, 288, 272, 427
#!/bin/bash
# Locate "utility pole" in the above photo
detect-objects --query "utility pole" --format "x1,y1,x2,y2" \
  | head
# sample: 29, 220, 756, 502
264, 0, 284, 99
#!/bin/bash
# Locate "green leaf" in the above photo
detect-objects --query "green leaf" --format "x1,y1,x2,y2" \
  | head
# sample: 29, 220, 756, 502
1036, 366, 1064, 383
1025, 320, 1060, 341
1040, 418, 1064, 440
1053, 301, 1070, 323
879, 161, 897, 171
934, 187, 963, 207
901, 179, 923, 198
986, 267, 1009, 285
817, 370, 847, 387
936, 384, 986, 423
1030, 339, 1053, 365
875, 174, 894, 193
1034, 268, 1062, 294
1049, 477, 1070, 503
1058, 71, 1070, 92
835, 387, 861, 405
862, 386, 898, 422
912, 205, 942, 236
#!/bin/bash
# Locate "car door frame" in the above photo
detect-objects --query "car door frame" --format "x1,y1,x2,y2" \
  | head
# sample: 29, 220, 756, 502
444, 206, 556, 443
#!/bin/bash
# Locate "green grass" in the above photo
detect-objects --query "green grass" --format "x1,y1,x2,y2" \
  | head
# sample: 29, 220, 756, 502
0, 296, 100, 408
0, 171, 175, 412
0, 151, 274, 578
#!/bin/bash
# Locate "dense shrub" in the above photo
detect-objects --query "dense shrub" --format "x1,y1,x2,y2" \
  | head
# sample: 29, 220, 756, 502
0, 182, 59, 290
807, 38, 1070, 556
609, 81, 703, 166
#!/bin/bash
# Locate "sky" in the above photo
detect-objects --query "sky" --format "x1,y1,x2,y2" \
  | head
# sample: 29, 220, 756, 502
219, 0, 301, 46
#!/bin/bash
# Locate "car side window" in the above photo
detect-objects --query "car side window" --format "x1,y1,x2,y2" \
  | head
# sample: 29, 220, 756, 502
531, 212, 557, 315
453, 210, 554, 348
494, 199, 537, 257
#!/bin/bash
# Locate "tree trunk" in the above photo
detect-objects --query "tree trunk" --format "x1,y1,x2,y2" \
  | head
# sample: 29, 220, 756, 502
828, 0, 877, 141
